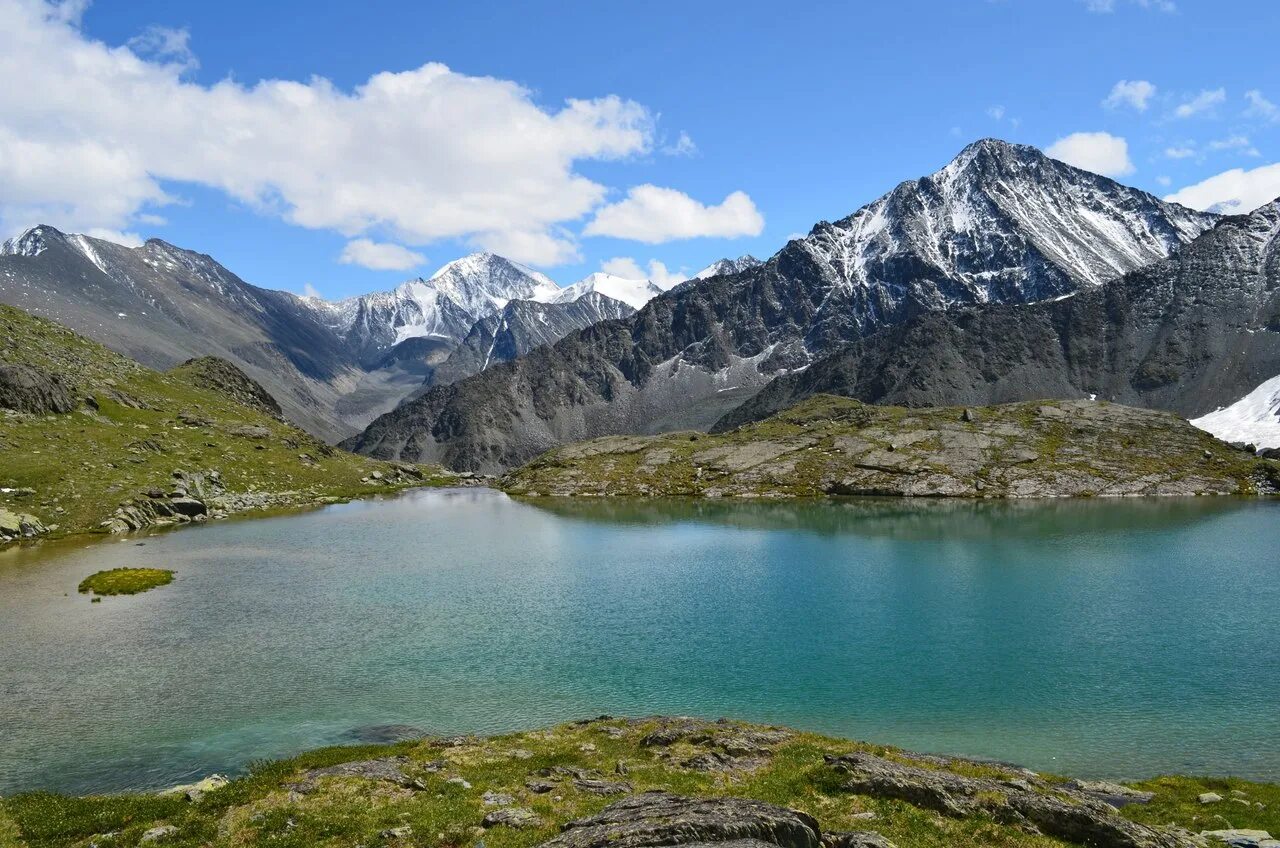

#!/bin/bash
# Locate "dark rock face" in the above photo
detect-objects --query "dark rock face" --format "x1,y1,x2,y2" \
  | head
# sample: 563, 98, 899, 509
346, 141, 1217, 472
0, 362, 75, 414
714, 200, 1280, 432
824, 753, 1194, 848
427, 292, 635, 387
170, 357, 284, 420
540, 792, 821, 848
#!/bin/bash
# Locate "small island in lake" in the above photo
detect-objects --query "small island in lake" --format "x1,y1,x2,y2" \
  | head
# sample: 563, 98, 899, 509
77, 567, 175, 596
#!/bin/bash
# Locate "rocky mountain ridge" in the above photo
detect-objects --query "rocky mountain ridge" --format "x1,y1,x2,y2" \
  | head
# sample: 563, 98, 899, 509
713, 198, 1280, 435
346, 139, 1220, 472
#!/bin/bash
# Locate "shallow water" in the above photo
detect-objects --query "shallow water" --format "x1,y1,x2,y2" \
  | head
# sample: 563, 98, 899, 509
1, 488, 1277, 794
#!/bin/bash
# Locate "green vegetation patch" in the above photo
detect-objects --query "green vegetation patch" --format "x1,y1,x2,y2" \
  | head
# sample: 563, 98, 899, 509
5, 717, 1278, 848
77, 567, 174, 596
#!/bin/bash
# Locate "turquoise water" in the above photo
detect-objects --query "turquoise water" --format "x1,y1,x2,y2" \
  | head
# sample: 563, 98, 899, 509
1, 489, 1277, 795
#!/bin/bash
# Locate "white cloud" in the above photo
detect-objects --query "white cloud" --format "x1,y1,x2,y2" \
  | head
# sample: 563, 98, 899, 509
1103, 80, 1156, 111
1165, 162, 1280, 213
338, 238, 426, 271
126, 25, 197, 72
1046, 132, 1135, 176
1208, 135, 1260, 156
601, 256, 688, 287
301, 282, 322, 299
1164, 146, 1196, 159
584, 185, 764, 243
85, 227, 143, 247
661, 131, 697, 157
0, 0, 667, 265
1155, 175, 1172, 187
1174, 88, 1226, 118
1245, 89, 1278, 122
987, 105, 1005, 120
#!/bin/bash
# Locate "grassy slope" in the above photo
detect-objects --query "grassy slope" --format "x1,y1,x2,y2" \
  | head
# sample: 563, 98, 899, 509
2, 718, 1276, 848
0, 304, 449, 540
504, 394, 1278, 499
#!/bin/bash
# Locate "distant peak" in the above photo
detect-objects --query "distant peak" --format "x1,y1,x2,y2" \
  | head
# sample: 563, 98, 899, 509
1, 224, 67, 257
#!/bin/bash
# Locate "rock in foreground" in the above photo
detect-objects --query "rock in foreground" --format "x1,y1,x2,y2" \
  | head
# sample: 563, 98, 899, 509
3, 716, 1277, 848
503, 395, 1280, 499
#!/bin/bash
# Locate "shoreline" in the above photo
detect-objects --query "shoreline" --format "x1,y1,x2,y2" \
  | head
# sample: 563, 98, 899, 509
3, 716, 1275, 848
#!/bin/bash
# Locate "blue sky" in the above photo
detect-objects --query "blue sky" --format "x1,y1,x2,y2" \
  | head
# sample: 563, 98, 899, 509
1, 0, 1277, 298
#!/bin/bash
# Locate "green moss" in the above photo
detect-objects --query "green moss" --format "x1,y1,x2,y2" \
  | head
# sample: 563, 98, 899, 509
77, 568, 174, 596
0, 304, 454, 546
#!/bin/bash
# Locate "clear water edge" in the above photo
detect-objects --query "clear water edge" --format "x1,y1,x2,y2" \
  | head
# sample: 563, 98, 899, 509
0, 488, 1276, 795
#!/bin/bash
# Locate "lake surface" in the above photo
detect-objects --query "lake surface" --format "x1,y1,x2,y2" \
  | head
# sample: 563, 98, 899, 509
1, 489, 1278, 795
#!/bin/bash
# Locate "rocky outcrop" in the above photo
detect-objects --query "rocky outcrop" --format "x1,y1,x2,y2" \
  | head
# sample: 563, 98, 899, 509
169, 357, 285, 420
503, 396, 1280, 499
824, 753, 1195, 848
0, 507, 47, 542
0, 362, 75, 414
541, 792, 821, 848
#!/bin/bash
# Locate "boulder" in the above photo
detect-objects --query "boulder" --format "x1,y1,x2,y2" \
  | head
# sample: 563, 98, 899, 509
0, 362, 75, 414
1065, 779, 1156, 807
483, 807, 543, 829
140, 825, 178, 842
1199, 792, 1224, 804
1200, 831, 1276, 848
825, 753, 1195, 848
822, 834, 897, 848
537, 792, 820, 848
286, 756, 418, 794
0, 507, 47, 541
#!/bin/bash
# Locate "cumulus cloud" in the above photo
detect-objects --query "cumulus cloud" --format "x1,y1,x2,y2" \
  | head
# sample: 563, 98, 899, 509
584, 186, 764, 243
0, 0, 669, 265
1165, 163, 1280, 213
601, 256, 688, 287
987, 105, 1005, 120
85, 227, 143, 247
1174, 88, 1226, 118
1103, 80, 1156, 111
1245, 89, 1278, 122
1046, 132, 1135, 177
338, 239, 426, 271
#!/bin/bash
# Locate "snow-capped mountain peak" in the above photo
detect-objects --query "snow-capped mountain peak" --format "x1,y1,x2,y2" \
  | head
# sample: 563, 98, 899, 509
552, 272, 664, 311
797, 137, 1218, 317
694, 255, 763, 280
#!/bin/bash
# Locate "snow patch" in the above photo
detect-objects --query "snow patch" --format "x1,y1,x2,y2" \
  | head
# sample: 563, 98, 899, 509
1191, 374, 1280, 449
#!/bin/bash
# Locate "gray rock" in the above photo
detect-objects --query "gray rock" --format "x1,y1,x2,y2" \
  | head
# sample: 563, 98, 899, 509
0, 507, 47, 541
140, 825, 178, 842
1200, 792, 1224, 804
822, 833, 897, 848
1200, 831, 1274, 848
483, 790, 516, 806
573, 777, 632, 795
0, 362, 75, 414
538, 792, 820, 848
482, 807, 542, 829
825, 752, 1194, 848
1065, 779, 1155, 807
286, 756, 417, 794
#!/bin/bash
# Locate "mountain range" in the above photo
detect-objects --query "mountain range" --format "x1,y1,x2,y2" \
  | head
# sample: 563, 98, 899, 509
0, 228, 745, 440
7, 137, 1279, 469
346, 139, 1240, 471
